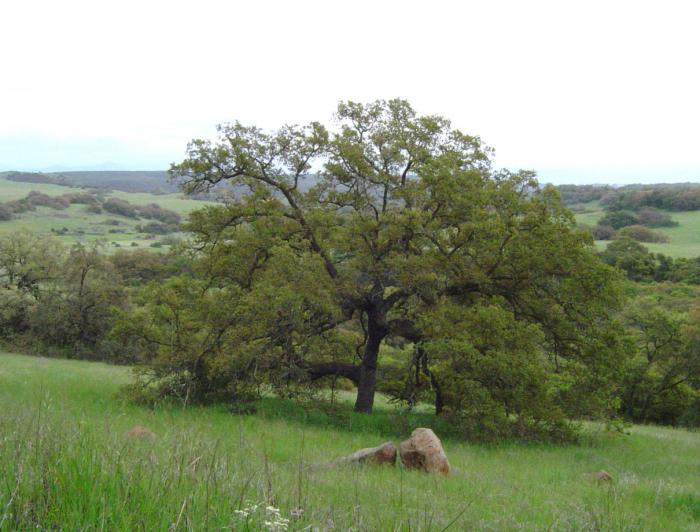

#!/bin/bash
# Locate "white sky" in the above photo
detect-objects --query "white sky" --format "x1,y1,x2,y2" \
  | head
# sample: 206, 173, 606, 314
1, 0, 699, 184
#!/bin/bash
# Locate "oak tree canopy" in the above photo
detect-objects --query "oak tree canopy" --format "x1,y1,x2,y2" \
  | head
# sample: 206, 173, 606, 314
126, 99, 625, 427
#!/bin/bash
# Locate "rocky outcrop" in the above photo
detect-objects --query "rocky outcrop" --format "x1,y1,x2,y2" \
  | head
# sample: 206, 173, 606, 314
399, 428, 450, 474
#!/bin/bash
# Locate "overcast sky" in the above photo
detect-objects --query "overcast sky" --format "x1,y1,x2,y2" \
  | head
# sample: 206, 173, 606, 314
1, 0, 699, 184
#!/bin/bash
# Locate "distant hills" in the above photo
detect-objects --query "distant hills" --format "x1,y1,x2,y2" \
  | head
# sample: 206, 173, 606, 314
4, 170, 175, 193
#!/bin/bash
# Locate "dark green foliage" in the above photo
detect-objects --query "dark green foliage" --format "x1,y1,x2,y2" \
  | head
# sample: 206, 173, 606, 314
620, 302, 700, 425
599, 210, 639, 229
108, 249, 170, 285
678, 397, 700, 427
591, 224, 616, 240
2, 200, 33, 214
136, 203, 181, 224
25, 191, 70, 209
606, 251, 700, 286
113, 276, 260, 403
137, 221, 177, 234
637, 207, 678, 227
617, 224, 669, 243
102, 197, 181, 224
103, 198, 139, 218
555, 184, 611, 205
599, 185, 700, 212
29, 243, 127, 358
62, 192, 100, 205
601, 239, 658, 281
0, 203, 13, 221
0, 231, 173, 362
666, 257, 700, 284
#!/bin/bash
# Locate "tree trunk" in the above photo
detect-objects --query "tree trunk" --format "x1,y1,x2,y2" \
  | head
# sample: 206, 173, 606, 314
421, 351, 443, 416
431, 374, 444, 416
354, 309, 386, 414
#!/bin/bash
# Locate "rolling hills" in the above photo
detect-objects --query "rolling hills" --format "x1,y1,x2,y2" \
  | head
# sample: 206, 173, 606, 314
0, 173, 209, 247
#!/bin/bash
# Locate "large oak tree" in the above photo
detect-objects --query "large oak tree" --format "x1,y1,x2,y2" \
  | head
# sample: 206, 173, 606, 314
159, 99, 625, 417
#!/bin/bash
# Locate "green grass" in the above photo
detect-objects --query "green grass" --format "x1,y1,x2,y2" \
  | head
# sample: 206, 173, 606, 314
1, 352, 699, 530
0, 177, 209, 247
574, 201, 700, 258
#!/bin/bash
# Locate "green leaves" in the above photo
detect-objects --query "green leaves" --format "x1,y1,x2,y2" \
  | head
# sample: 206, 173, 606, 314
144, 99, 630, 431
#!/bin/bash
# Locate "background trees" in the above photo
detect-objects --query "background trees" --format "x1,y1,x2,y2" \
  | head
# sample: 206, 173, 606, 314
0, 232, 130, 360
621, 302, 700, 425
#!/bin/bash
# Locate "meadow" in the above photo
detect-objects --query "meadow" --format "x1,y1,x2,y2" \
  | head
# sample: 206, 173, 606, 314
1, 351, 698, 530
574, 201, 700, 258
0, 175, 209, 248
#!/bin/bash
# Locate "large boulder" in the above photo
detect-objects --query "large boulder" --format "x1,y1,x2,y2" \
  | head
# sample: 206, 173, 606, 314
399, 428, 450, 474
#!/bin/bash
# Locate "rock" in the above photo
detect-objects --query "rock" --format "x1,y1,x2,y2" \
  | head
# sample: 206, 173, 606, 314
399, 428, 450, 474
124, 425, 156, 441
585, 470, 613, 483
332, 442, 397, 467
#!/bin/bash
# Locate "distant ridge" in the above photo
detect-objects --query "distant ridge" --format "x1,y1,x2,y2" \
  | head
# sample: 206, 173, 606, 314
4, 170, 176, 193
50, 170, 175, 193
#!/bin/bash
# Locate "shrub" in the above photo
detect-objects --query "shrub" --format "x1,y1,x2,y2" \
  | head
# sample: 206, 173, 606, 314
638, 207, 678, 228
136, 203, 181, 225
137, 221, 176, 235
103, 198, 139, 218
25, 191, 70, 210
591, 224, 616, 240
599, 210, 639, 229
63, 192, 100, 205
3, 200, 32, 214
617, 224, 669, 243
0, 204, 13, 221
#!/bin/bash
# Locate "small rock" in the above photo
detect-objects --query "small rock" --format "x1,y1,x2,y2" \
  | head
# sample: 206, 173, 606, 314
585, 470, 613, 483
399, 428, 450, 474
333, 441, 397, 466
124, 425, 156, 441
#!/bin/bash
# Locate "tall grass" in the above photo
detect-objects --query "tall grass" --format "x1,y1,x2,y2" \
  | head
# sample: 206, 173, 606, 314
1, 351, 699, 530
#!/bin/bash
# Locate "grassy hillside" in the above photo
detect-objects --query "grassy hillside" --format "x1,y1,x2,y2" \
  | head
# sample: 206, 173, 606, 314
0, 176, 210, 247
1, 351, 698, 530
574, 201, 700, 258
